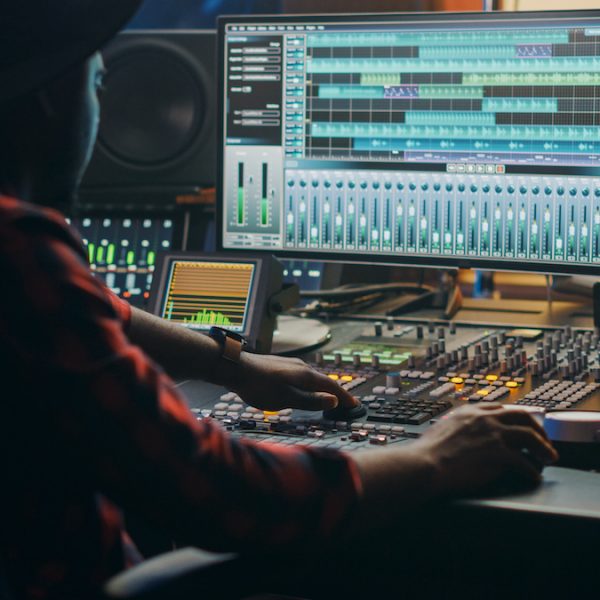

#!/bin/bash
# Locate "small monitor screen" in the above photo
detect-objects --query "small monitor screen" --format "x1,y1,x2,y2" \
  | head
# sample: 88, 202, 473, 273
160, 260, 256, 332
218, 10, 600, 275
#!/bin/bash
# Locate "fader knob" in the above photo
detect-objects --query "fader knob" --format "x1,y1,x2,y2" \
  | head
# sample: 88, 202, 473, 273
449, 322, 456, 335
428, 321, 435, 334
407, 355, 416, 369
387, 317, 394, 331
416, 325, 424, 339
386, 372, 401, 388
461, 346, 469, 361
371, 354, 380, 368
334, 352, 343, 367
315, 351, 324, 367
353, 353, 362, 368
437, 327, 445, 339
438, 339, 446, 353
374, 322, 383, 336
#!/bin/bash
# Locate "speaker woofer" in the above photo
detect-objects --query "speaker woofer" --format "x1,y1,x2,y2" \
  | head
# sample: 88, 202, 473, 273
100, 40, 208, 168
80, 31, 217, 203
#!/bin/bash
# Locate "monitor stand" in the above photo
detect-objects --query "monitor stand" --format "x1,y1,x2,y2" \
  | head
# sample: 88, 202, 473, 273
271, 315, 331, 356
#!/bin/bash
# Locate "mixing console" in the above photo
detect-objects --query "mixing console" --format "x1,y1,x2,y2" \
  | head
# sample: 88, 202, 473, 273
184, 320, 600, 454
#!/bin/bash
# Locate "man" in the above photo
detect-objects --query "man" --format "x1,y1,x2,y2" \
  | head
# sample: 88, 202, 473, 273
0, 2, 557, 599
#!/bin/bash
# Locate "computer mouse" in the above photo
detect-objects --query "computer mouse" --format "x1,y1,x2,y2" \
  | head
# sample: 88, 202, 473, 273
323, 401, 367, 422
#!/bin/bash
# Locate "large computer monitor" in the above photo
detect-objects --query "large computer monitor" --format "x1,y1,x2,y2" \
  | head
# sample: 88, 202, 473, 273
218, 9, 600, 276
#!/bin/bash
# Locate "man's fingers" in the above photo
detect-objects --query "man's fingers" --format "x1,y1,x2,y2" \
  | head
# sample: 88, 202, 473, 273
503, 449, 543, 485
284, 390, 339, 411
502, 425, 558, 465
288, 368, 359, 407
497, 407, 549, 440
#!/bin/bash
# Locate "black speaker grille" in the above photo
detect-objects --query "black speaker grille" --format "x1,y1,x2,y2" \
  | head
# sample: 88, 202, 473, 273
99, 46, 206, 167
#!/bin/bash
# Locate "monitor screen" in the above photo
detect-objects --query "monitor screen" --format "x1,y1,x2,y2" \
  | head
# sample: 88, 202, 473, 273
68, 215, 179, 306
218, 9, 600, 275
159, 259, 256, 332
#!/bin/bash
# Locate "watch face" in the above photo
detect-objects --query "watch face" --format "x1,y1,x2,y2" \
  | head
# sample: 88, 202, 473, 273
209, 326, 246, 344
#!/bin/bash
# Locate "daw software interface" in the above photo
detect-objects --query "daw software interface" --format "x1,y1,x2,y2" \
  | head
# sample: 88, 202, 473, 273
219, 10, 600, 274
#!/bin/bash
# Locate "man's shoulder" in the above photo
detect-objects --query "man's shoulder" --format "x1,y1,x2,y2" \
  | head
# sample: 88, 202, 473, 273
0, 195, 85, 256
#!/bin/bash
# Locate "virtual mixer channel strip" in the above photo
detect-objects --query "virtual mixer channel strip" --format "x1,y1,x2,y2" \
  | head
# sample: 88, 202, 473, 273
188, 320, 600, 453
282, 171, 600, 267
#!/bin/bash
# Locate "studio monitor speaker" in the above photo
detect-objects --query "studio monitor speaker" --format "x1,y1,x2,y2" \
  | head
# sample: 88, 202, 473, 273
81, 30, 216, 198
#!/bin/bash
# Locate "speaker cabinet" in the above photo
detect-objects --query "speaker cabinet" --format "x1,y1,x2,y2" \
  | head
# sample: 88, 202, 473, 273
81, 30, 216, 201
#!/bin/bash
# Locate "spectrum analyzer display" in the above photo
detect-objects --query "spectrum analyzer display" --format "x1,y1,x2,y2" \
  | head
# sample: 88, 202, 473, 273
161, 261, 255, 332
221, 11, 600, 274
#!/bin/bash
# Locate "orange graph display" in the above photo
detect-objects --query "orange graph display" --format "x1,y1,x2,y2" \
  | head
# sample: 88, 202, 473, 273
162, 261, 255, 331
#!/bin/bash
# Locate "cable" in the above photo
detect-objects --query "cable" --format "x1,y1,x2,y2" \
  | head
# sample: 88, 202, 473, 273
299, 282, 434, 299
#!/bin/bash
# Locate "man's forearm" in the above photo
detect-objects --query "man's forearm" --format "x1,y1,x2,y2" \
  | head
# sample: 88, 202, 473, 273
128, 307, 241, 384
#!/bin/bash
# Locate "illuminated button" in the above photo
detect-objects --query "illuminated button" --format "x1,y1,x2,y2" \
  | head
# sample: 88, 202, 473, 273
477, 389, 490, 396
485, 374, 499, 381
328, 374, 340, 381
263, 410, 279, 416
506, 381, 519, 388
341, 375, 353, 382
451, 377, 464, 384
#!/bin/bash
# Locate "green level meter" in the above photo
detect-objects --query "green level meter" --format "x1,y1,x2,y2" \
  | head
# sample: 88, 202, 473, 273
106, 244, 115, 265
127, 251, 135, 265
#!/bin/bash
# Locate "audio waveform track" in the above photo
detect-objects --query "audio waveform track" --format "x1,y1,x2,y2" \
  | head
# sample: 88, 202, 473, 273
162, 261, 255, 332
303, 26, 600, 167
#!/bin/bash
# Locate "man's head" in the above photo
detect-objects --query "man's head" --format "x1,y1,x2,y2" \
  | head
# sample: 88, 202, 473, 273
0, 0, 142, 209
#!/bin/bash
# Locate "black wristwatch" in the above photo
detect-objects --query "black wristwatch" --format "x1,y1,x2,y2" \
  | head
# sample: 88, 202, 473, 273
208, 327, 247, 363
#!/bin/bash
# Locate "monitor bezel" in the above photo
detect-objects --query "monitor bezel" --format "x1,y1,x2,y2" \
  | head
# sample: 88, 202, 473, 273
217, 9, 600, 277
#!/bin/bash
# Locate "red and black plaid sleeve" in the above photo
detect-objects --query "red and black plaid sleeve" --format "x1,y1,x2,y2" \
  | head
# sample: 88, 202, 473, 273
0, 196, 361, 598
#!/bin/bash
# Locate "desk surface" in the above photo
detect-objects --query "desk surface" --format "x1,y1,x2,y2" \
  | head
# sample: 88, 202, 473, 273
464, 465, 600, 521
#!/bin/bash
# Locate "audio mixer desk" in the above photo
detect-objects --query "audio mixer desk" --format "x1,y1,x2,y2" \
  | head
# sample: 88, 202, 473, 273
177, 316, 600, 598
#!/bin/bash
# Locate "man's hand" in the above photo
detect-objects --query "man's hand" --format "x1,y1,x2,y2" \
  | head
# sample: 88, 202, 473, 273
229, 352, 359, 412
410, 403, 558, 495
351, 404, 559, 536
